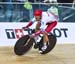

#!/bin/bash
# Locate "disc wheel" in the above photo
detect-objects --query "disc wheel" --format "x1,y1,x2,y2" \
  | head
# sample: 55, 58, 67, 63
39, 34, 57, 54
14, 35, 34, 56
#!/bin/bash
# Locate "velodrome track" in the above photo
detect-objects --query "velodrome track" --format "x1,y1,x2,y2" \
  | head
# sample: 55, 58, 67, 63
0, 44, 75, 64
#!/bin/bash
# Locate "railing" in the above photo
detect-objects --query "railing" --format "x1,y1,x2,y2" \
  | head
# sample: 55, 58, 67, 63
0, 2, 75, 22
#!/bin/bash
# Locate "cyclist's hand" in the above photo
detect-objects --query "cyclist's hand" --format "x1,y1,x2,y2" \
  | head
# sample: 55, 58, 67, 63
22, 27, 28, 30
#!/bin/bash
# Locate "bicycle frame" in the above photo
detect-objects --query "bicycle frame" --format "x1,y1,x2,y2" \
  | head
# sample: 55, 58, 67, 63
23, 28, 42, 43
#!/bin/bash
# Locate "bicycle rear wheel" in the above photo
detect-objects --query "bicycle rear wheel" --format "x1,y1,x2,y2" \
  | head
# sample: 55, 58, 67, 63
39, 34, 57, 54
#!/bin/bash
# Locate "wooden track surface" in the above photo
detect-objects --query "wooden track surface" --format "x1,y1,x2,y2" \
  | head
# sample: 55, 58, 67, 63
0, 44, 75, 64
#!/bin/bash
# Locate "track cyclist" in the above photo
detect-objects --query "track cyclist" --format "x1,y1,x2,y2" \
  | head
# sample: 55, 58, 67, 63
23, 9, 57, 53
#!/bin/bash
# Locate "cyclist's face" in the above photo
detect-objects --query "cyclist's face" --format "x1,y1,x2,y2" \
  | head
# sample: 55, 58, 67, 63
35, 16, 41, 21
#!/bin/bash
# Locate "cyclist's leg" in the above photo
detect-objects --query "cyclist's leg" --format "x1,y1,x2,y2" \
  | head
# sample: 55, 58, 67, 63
40, 32, 49, 51
42, 32, 49, 45
45, 21, 57, 33
34, 22, 41, 49
34, 22, 41, 42
41, 21, 57, 51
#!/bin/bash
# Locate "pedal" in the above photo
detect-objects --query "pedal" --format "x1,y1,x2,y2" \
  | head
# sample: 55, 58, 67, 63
34, 43, 39, 49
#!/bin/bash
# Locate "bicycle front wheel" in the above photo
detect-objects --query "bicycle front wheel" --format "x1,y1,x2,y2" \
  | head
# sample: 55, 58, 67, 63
14, 35, 34, 55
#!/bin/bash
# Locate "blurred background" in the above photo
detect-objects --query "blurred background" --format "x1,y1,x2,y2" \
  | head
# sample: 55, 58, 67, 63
0, 0, 75, 22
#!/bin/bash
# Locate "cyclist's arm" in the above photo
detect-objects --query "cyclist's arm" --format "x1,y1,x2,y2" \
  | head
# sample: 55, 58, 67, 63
25, 21, 33, 28
25, 18, 35, 28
